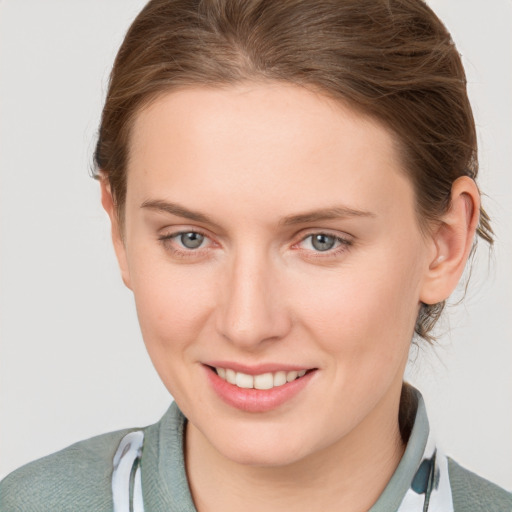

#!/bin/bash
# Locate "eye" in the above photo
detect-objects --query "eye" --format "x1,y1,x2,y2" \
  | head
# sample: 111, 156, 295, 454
301, 233, 342, 252
158, 230, 210, 254
177, 231, 206, 249
295, 232, 352, 256
308, 234, 337, 251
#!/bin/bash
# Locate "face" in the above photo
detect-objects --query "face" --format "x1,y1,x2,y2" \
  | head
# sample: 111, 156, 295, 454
111, 83, 434, 467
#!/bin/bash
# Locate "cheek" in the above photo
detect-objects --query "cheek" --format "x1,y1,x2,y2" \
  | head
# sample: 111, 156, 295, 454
292, 249, 423, 362
128, 254, 216, 357
128, 263, 220, 401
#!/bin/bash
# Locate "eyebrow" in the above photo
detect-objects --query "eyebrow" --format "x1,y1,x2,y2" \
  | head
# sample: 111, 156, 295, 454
141, 199, 213, 224
280, 206, 376, 226
140, 199, 375, 227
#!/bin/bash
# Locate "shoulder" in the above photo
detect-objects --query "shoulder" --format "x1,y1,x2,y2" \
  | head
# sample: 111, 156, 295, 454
449, 458, 512, 512
0, 427, 137, 512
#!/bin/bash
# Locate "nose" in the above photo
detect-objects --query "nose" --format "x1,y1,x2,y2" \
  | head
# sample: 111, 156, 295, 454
215, 248, 292, 349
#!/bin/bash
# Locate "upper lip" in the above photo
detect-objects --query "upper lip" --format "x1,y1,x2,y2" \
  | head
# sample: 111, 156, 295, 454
204, 361, 315, 375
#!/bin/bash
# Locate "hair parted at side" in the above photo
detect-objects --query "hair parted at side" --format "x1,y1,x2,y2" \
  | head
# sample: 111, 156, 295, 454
94, 0, 493, 342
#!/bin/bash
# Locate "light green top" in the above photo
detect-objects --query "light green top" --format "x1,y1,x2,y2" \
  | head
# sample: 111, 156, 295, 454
1, 393, 511, 511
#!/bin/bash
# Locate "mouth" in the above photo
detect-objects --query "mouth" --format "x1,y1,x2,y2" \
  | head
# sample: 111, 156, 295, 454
204, 364, 317, 413
210, 366, 310, 390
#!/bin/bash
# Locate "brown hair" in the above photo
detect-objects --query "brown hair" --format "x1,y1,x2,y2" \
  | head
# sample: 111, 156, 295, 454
94, 0, 493, 341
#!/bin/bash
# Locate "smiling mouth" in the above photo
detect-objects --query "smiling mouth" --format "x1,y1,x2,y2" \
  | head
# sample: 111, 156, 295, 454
210, 366, 312, 390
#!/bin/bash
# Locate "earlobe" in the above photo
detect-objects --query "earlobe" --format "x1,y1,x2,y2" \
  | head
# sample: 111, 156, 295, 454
420, 177, 480, 305
99, 176, 132, 290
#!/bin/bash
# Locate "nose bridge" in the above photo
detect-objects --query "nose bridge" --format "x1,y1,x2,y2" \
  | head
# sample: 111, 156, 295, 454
216, 244, 290, 348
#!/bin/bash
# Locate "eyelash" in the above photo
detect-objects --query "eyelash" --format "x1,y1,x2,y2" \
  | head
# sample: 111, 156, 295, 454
157, 230, 353, 259
294, 233, 353, 258
158, 230, 212, 259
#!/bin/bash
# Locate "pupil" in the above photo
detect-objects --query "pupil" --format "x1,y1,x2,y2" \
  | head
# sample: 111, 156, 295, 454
180, 232, 204, 249
312, 234, 335, 251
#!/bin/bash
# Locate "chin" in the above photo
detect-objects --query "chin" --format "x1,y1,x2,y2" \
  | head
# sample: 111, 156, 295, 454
203, 419, 325, 468
222, 439, 308, 468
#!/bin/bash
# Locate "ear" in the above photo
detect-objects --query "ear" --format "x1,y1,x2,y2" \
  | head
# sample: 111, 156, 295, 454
420, 176, 480, 305
100, 176, 132, 290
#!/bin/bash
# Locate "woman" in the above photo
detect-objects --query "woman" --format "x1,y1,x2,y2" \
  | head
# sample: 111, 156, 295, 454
1, 0, 510, 510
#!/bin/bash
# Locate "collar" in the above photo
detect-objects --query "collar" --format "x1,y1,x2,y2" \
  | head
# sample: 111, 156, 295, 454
112, 386, 454, 512
369, 387, 454, 512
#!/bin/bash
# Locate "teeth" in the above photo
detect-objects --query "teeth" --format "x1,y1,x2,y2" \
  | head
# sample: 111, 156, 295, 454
215, 367, 309, 389
254, 373, 273, 390
226, 368, 236, 385
273, 371, 287, 387
235, 372, 254, 389
286, 370, 298, 382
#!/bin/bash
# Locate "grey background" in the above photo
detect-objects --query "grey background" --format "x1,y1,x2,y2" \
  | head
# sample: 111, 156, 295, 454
1, 0, 511, 489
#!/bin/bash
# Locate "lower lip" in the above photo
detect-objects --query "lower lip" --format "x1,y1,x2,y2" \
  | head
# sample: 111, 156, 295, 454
205, 366, 316, 413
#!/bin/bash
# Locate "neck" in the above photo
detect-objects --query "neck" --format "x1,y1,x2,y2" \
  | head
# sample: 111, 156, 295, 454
185, 382, 407, 512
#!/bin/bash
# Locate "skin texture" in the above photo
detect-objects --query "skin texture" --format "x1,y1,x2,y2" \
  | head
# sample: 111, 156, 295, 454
101, 83, 479, 512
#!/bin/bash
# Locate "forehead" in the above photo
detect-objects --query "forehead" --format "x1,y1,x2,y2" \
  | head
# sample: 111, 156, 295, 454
126, 83, 413, 222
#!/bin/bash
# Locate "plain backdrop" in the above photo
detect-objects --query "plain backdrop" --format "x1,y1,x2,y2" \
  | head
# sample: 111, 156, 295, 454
1, 0, 511, 490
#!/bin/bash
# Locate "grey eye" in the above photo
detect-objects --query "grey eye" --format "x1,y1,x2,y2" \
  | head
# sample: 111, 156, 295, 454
311, 234, 336, 251
179, 232, 205, 249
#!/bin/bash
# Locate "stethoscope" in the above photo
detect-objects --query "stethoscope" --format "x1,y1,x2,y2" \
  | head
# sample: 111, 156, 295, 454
110, 427, 454, 512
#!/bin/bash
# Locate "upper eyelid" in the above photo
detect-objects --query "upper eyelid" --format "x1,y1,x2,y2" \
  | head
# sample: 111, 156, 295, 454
159, 227, 212, 239
295, 229, 353, 243
300, 233, 348, 242
158, 229, 213, 250
295, 234, 350, 249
